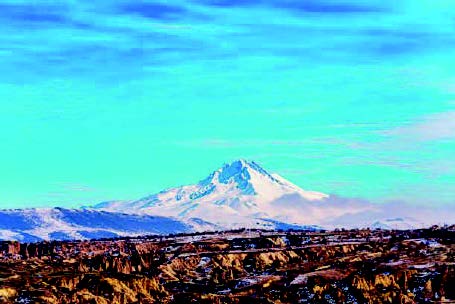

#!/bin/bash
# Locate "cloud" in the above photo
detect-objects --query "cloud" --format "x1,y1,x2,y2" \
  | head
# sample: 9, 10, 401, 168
269, 192, 455, 227
35, 182, 104, 208
1, 0, 454, 83
323, 200, 455, 228
58, 183, 97, 193
174, 138, 322, 148
118, 2, 188, 20
0, 3, 69, 25
275, 1, 387, 14
0, 0, 454, 211
203, 0, 387, 14
386, 111, 455, 141
41, 183, 97, 199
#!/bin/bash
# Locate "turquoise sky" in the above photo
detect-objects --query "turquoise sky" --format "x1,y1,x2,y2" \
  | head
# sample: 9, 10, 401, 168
1, 0, 454, 208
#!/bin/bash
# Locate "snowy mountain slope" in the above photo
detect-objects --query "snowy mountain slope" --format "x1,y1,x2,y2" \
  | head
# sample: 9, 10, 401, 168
92, 159, 450, 230
92, 159, 376, 227
0, 208, 192, 242
94, 160, 327, 214
2, 159, 451, 242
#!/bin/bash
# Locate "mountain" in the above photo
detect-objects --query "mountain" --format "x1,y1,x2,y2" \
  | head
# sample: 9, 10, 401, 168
91, 159, 452, 230
92, 159, 331, 228
0, 208, 191, 242
1, 159, 452, 241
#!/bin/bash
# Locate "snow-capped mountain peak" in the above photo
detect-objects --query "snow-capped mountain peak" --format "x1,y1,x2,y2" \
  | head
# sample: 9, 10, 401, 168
93, 159, 329, 226
197, 159, 328, 201
212, 159, 281, 184
2, 160, 452, 241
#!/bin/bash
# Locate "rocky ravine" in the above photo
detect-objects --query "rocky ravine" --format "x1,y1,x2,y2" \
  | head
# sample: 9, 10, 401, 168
0, 226, 454, 303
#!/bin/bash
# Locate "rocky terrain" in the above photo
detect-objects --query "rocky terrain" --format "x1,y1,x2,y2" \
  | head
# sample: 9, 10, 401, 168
0, 226, 454, 303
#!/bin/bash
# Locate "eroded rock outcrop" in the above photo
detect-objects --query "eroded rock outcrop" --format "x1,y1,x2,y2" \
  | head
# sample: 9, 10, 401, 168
0, 227, 453, 303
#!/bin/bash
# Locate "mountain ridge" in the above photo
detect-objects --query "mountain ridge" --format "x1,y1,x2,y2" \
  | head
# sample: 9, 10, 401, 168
1, 159, 453, 241
91, 159, 330, 226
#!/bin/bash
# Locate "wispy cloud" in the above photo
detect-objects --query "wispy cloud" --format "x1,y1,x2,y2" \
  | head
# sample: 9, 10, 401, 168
35, 182, 104, 208
386, 111, 455, 141
275, 0, 388, 14
203, 0, 387, 14
57, 183, 97, 193
174, 138, 323, 148
118, 2, 190, 20
0, 2, 69, 25
1, 0, 455, 209
2, 0, 454, 81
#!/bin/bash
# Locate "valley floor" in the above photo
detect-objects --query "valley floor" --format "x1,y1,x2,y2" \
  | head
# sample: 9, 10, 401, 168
0, 226, 454, 303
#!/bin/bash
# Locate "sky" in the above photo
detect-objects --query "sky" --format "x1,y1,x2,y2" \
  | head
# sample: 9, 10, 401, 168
0, 0, 454, 209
